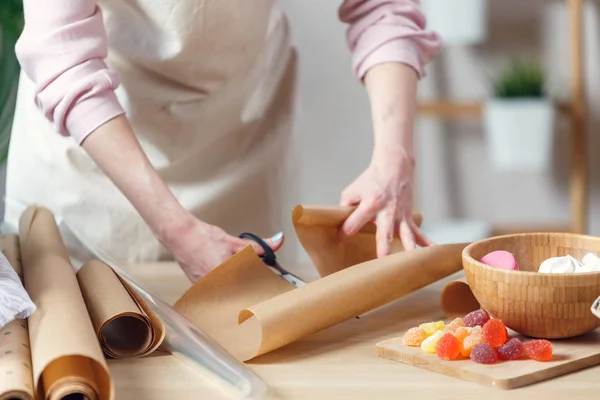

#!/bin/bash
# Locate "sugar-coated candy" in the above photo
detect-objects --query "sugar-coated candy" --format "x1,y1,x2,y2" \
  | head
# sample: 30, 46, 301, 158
497, 338, 523, 361
464, 309, 491, 328
419, 321, 445, 336
446, 317, 464, 334
420, 330, 444, 354
452, 327, 470, 343
470, 342, 499, 364
460, 326, 483, 357
524, 339, 553, 361
435, 332, 461, 361
482, 319, 508, 348
403, 327, 428, 346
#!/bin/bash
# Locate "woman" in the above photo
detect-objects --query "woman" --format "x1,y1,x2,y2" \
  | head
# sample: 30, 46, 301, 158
4, 0, 442, 282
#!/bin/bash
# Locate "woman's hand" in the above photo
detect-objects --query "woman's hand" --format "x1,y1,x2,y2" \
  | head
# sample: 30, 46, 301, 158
339, 62, 434, 256
340, 152, 431, 257
161, 216, 284, 282
82, 115, 283, 282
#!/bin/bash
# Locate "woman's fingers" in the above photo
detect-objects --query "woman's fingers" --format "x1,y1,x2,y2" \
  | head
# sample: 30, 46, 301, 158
409, 219, 435, 247
340, 197, 380, 237
232, 232, 285, 254
399, 218, 416, 251
375, 209, 395, 258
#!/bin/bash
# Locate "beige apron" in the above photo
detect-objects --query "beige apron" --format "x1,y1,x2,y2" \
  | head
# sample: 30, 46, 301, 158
4, 0, 297, 263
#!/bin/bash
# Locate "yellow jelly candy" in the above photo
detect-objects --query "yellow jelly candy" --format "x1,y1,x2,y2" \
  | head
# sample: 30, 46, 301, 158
419, 321, 445, 336
420, 330, 444, 354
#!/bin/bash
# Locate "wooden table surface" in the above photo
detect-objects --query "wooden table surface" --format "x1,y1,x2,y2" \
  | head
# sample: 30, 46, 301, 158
109, 262, 600, 400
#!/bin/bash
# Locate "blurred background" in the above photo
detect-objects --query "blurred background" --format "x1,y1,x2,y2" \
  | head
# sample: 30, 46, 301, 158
1, 1, 599, 264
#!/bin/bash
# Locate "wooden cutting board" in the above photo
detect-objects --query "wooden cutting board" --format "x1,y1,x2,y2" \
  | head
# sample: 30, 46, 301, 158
377, 329, 600, 390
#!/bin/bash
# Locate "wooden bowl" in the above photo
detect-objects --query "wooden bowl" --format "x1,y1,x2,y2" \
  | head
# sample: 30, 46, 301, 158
462, 233, 600, 339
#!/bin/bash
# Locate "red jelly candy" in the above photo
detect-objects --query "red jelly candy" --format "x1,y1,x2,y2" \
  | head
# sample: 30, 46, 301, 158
482, 319, 508, 348
497, 338, 523, 360
524, 339, 553, 361
464, 309, 491, 328
470, 342, 499, 364
435, 332, 461, 361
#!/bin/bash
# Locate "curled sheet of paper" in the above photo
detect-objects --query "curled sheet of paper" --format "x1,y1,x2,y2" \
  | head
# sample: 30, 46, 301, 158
77, 260, 166, 358
174, 228, 466, 361
0, 234, 34, 400
440, 277, 480, 318
19, 206, 113, 400
291, 205, 423, 277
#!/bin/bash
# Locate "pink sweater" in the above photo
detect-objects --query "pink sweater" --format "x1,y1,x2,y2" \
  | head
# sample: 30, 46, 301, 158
15, 0, 442, 144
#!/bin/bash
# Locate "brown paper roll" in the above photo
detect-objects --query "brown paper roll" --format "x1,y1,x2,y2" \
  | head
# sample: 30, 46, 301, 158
292, 205, 423, 277
0, 234, 34, 400
19, 206, 113, 400
77, 260, 165, 358
175, 241, 466, 361
440, 278, 480, 319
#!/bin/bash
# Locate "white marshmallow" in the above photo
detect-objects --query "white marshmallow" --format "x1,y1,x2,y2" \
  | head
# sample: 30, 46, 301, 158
581, 252, 600, 266
538, 255, 583, 274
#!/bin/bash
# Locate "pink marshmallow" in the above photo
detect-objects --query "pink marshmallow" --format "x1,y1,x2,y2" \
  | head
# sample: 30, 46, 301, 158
480, 250, 519, 271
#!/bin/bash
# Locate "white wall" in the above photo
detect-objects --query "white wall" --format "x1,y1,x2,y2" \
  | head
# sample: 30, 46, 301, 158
279, 0, 600, 263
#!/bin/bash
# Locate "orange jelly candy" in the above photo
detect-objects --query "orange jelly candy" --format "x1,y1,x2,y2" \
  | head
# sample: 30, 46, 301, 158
402, 327, 428, 346
435, 332, 461, 361
460, 326, 483, 358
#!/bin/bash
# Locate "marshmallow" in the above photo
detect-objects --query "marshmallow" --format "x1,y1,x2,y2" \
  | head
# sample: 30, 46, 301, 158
481, 250, 519, 271
538, 255, 583, 274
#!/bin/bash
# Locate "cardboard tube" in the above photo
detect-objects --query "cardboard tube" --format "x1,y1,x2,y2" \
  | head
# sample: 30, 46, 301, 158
440, 278, 480, 318
0, 234, 34, 400
19, 206, 113, 400
292, 205, 423, 277
77, 260, 165, 359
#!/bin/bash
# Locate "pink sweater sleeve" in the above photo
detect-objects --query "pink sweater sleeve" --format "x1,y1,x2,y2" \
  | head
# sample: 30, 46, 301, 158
339, 0, 443, 80
15, 0, 124, 144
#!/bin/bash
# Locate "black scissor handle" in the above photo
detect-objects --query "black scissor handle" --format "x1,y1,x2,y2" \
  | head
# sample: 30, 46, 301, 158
238, 232, 277, 266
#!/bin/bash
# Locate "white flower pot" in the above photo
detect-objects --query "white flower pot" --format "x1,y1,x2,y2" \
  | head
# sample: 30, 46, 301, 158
421, 0, 488, 46
483, 99, 556, 172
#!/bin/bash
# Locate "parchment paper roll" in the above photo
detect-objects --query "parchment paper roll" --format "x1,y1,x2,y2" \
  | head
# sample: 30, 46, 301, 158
292, 205, 423, 277
175, 242, 466, 361
0, 233, 34, 400
19, 206, 113, 400
77, 260, 165, 358
440, 277, 480, 318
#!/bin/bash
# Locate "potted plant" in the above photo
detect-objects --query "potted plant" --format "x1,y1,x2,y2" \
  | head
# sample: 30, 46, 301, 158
483, 59, 555, 172
0, 0, 24, 166
420, 0, 488, 46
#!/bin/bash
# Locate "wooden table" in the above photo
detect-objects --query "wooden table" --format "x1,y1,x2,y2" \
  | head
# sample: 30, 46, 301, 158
109, 262, 600, 399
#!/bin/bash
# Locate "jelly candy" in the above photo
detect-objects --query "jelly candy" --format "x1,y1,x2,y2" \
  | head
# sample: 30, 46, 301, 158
419, 321, 445, 336
470, 342, 499, 364
446, 317, 464, 333
482, 319, 508, 348
524, 339, 553, 361
460, 326, 483, 357
435, 332, 461, 361
402, 327, 428, 346
498, 338, 523, 361
420, 330, 444, 354
452, 327, 470, 343
464, 309, 491, 328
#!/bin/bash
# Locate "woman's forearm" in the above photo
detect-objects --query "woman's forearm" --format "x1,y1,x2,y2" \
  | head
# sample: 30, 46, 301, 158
364, 62, 418, 165
81, 115, 193, 243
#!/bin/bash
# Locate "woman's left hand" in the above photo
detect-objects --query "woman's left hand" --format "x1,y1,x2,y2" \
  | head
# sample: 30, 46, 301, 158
338, 62, 435, 257
340, 152, 433, 257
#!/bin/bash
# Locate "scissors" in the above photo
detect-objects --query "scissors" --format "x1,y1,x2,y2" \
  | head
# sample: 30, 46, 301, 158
239, 232, 307, 288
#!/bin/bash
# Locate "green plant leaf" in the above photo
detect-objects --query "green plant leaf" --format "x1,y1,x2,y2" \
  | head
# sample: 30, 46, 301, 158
492, 58, 546, 98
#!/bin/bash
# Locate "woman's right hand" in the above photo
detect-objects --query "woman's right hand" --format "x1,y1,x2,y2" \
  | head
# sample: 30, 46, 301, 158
161, 215, 284, 282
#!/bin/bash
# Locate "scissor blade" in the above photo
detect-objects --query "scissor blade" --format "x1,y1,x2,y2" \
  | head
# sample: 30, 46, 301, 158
280, 273, 307, 288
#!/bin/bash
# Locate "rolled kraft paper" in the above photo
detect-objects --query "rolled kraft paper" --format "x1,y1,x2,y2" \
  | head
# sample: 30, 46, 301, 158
18, 206, 113, 400
440, 278, 480, 319
0, 234, 34, 400
292, 205, 423, 277
175, 242, 466, 361
76, 259, 166, 358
